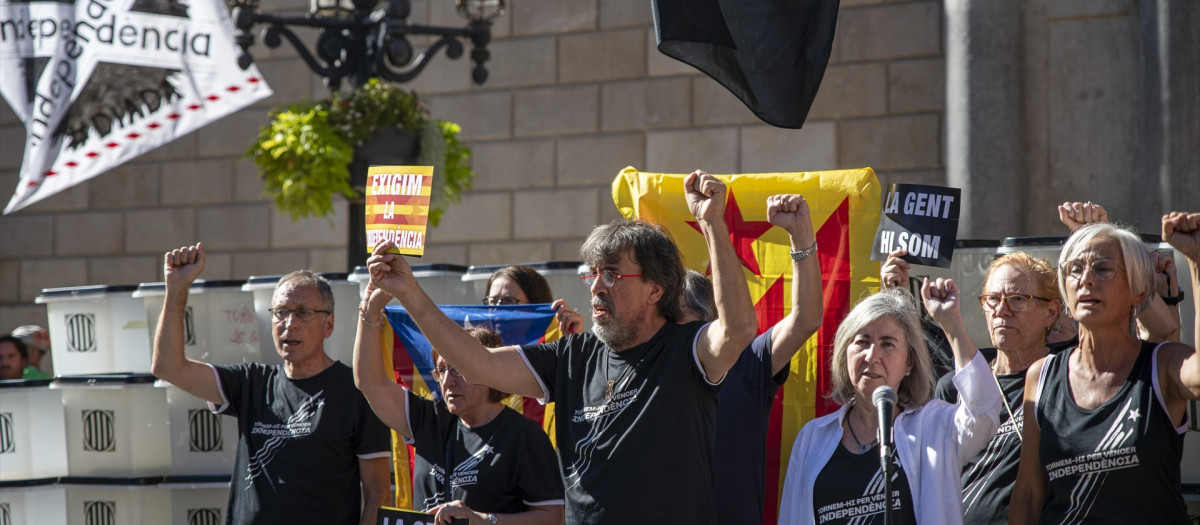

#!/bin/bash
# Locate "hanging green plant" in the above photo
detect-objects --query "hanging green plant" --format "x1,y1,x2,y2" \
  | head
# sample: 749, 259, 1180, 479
246, 79, 475, 225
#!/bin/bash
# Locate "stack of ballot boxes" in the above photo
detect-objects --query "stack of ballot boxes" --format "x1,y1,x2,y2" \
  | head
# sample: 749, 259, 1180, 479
0, 379, 68, 482
35, 285, 151, 376
0, 378, 70, 524
1, 283, 242, 524
133, 280, 262, 366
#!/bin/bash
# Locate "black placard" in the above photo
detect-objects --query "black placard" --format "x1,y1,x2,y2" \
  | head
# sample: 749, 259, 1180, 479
376, 507, 469, 525
870, 184, 961, 268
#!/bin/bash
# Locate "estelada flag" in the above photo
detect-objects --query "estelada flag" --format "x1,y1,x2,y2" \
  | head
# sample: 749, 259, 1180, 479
612, 166, 881, 524
365, 165, 434, 257
381, 304, 563, 509
1, 0, 272, 213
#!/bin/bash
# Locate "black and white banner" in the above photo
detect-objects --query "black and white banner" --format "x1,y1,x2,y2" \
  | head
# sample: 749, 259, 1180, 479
0, 0, 273, 213
870, 183, 961, 268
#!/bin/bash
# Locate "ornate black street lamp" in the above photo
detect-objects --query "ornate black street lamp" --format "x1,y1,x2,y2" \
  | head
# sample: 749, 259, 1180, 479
231, 0, 506, 90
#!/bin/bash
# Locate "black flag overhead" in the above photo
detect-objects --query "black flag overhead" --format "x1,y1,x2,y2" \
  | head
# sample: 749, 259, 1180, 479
652, 0, 840, 129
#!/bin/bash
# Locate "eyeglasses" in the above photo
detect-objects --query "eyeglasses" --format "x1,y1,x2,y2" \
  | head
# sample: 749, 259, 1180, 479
482, 295, 522, 306
978, 293, 1051, 313
1063, 258, 1123, 283
268, 308, 331, 323
432, 367, 467, 382
580, 270, 643, 288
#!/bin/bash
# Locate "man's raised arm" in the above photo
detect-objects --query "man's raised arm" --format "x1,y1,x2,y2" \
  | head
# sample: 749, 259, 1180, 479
151, 242, 223, 404
686, 170, 758, 381
366, 242, 544, 399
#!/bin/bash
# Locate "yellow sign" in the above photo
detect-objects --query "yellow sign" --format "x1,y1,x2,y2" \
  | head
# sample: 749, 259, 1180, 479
365, 165, 434, 256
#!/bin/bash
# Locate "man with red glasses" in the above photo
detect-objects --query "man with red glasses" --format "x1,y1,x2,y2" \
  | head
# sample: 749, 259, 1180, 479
152, 243, 391, 525
365, 170, 757, 525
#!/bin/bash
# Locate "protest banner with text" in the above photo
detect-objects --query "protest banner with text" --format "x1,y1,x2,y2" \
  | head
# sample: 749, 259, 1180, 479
365, 165, 433, 257
870, 183, 961, 268
0, 0, 273, 213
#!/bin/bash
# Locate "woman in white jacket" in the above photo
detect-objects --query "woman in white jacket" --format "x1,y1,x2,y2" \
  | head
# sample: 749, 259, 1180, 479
779, 283, 1003, 525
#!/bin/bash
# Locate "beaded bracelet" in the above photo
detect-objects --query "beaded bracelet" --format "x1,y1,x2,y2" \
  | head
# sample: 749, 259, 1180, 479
359, 304, 385, 326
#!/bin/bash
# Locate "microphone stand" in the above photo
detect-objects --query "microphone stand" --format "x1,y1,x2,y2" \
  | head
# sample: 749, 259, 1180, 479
873, 386, 897, 525
880, 429, 893, 525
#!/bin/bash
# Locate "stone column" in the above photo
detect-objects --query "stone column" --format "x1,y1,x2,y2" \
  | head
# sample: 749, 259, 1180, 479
1139, 0, 1200, 221
945, 0, 1024, 239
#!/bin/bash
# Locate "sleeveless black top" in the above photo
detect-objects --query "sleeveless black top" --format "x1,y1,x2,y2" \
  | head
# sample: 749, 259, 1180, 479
1035, 341, 1188, 524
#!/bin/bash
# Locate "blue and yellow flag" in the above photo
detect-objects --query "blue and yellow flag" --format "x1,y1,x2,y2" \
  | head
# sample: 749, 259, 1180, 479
381, 303, 563, 509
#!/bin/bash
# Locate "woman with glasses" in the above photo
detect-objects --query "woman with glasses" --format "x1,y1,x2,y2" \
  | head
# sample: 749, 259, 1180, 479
1058, 200, 1184, 344
484, 265, 584, 335
354, 285, 565, 525
932, 252, 1062, 524
1009, 214, 1200, 524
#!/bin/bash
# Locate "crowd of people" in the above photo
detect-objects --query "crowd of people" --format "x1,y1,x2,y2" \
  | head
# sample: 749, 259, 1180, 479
138, 171, 1199, 525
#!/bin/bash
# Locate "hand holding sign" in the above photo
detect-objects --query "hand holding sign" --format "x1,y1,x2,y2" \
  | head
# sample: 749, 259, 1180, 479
880, 249, 911, 291
368, 240, 417, 300
553, 299, 584, 335
427, 500, 485, 525
375, 507, 468, 525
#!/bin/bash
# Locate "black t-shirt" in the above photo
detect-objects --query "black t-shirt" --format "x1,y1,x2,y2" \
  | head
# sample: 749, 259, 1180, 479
713, 329, 788, 525
812, 443, 916, 525
1035, 342, 1189, 524
520, 321, 719, 525
405, 390, 564, 513
211, 362, 392, 525
936, 364, 1026, 525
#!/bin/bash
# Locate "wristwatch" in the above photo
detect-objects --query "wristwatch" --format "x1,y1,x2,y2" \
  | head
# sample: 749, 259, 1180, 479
790, 241, 818, 261
486, 513, 498, 524
1162, 287, 1185, 306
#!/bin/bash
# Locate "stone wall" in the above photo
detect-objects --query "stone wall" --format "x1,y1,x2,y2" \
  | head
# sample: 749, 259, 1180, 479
3, 0, 1197, 334
0, 0, 948, 330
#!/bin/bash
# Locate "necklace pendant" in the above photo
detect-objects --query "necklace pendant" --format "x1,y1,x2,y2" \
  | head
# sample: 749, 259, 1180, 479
605, 380, 615, 399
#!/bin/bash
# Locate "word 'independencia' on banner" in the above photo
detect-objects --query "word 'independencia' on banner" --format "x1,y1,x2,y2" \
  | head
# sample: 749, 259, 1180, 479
870, 183, 961, 268
1, 0, 274, 213
365, 165, 434, 256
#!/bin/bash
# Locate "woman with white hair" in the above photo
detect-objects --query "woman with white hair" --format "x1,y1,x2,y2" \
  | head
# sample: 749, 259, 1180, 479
1009, 213, 1200, 524
779, 283, 1004, 525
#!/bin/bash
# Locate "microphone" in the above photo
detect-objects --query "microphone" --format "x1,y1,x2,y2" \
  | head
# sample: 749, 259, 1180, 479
872, 385, 898, 447
873, 385, 898, 525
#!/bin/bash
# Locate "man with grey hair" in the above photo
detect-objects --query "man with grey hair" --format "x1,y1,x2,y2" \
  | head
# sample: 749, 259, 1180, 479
680, 193, 824, 525
152, 242, 391, 525
364, 170, 758, 525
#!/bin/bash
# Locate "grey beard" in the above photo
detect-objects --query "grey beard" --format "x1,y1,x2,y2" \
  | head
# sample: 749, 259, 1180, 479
592, 319, 638, 351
